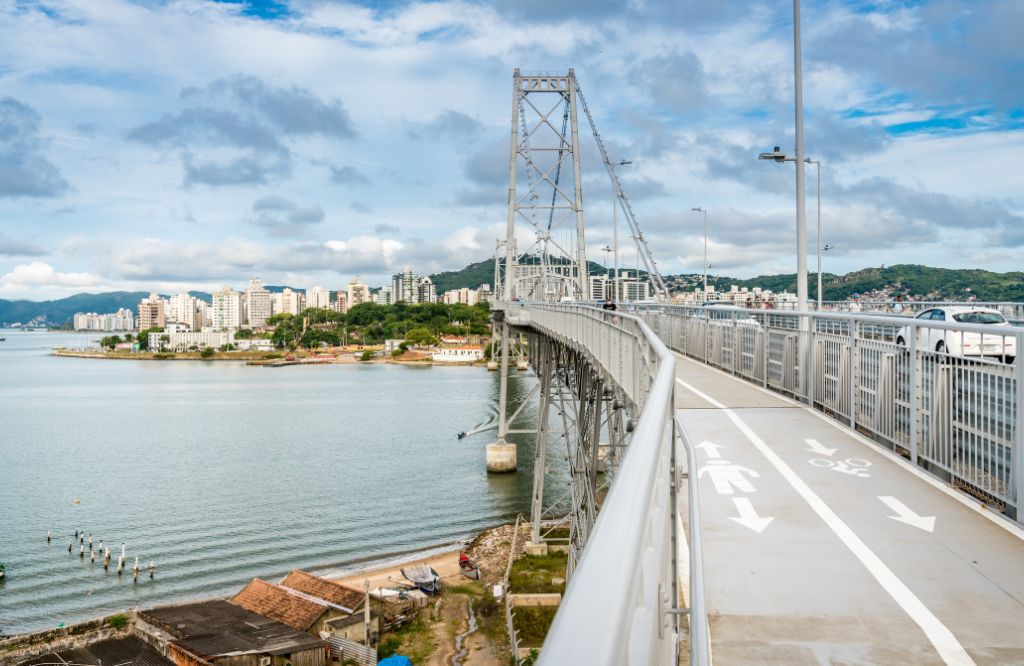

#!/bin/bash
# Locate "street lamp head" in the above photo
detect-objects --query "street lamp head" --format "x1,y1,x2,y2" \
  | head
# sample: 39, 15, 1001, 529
691, 207, 704, 212
758, 146, 788, 162
822, 244, 834, 252
618, 159, 633, 166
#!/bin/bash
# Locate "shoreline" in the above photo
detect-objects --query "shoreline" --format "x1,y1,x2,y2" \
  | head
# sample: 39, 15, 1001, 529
49, 348, 491, 367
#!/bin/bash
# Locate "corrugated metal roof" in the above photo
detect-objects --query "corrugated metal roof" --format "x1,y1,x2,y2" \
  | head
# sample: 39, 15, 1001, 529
19, 635, 172, 666
139, 599, 326, 659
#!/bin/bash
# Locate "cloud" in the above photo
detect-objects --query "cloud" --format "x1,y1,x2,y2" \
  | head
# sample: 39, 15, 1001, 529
1, 261, 103, 289
249, 195, 325, 236
352, 202, 374, 214
0, 97, 70, 198
408, 110, 484, 139
0, 232, 46, 256
128, 75, 354, 187
373, 222, 398, 234
330, 165, 370, 185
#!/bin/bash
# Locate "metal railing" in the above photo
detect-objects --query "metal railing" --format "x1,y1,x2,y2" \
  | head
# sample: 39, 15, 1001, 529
500, 302, 710, 666
635, 304, 1024, 520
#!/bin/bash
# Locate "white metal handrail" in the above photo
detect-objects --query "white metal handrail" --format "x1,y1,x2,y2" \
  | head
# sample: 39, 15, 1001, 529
635, 303, 1024, 521
500, 302, 710, 665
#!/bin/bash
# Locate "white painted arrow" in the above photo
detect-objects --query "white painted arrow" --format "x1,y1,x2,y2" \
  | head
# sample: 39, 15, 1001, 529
695, 440, 723, 459
878, 496, 936, 532
805, 438, 837, 457
728, 497, 774, 533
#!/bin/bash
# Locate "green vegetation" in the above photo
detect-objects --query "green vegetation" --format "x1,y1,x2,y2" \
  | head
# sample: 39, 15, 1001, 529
108, 614, 129, 630
99, 335, 122, 350
513, 607, 558, 647
199, 347, 215, 359
152, 352, 175, 359
136, 327, 162, 351
359, 350, 374, 361
378, 614, 435, 663
509, 551, 567, 594
265, 302, 491, 350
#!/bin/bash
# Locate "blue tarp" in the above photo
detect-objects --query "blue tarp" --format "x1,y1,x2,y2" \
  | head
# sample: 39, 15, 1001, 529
378, 657, 412, 666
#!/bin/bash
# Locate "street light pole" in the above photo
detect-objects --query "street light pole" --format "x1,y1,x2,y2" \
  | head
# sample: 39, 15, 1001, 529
793, 0, 808, 315
691, 207, 708, 301
806, 157, 822, 309
610, 159, 633, 304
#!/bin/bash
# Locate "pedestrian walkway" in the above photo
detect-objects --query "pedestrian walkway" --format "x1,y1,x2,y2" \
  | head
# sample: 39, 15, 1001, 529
675, 354, 1024, 665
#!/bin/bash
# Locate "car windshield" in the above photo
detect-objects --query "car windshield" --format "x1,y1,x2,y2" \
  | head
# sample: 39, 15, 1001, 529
953, 312, 1006, 324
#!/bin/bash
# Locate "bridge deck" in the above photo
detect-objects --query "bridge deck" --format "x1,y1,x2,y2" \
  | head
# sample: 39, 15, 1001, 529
675, 354, 1024, 665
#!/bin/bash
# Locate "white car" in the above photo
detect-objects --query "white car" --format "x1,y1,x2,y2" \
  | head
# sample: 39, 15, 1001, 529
896, 306, 1017, 361
697, 303, 761, 327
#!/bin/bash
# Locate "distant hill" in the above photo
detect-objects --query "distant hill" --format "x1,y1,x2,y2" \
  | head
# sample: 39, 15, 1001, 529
5, 263, 1022, 326
429, 258, 608, 294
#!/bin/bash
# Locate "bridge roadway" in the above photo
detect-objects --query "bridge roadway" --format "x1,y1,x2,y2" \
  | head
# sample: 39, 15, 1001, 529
674, 354, 1024, 665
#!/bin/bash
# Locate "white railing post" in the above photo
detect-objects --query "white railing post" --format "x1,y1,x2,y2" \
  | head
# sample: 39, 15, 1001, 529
1014, 329, 1024, 520
909, 318, 919, 466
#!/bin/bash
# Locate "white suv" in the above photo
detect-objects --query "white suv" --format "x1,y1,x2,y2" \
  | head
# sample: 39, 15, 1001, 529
896, 306, 1016, 362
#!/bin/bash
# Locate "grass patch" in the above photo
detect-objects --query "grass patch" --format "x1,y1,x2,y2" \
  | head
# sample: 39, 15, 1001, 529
108, 613, 129, 630
512, 607, 558, 647
447, 582, 483, 597
509, 552, 567, 594
378, 611, 435, 663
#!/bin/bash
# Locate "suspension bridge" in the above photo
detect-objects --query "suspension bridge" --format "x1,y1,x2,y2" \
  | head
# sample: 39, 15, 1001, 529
486, 70, 1024, 665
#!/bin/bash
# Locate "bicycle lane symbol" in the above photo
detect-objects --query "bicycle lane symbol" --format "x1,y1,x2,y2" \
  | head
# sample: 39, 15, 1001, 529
808, 457, 872, 478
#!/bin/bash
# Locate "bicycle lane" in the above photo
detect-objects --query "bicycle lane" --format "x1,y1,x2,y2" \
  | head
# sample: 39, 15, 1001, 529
715, 397, 1024, 665
674, 356, 1024, 664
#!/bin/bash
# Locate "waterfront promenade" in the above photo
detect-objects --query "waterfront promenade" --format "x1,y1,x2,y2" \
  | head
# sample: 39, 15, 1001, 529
675, 354, 1024, 664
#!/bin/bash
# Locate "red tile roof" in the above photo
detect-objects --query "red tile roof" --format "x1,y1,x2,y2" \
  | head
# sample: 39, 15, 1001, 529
279, 570, 365, 613
232, 579, 327, 631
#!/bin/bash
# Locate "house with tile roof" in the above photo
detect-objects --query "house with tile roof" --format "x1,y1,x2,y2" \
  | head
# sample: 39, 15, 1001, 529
277, 570, 379, 643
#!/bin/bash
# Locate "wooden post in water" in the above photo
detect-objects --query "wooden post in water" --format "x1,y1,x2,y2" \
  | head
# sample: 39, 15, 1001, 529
68, 539, 73, 553
98, 541, 103, 555
149, 560, 155, 579
104, 548, 110, 571
133, 558, 139, 583
90, 547, 95, 563
79, 543, 85, 558
88, 535, 93, 550
47, 530, 51, 543
117, 555, 124, 575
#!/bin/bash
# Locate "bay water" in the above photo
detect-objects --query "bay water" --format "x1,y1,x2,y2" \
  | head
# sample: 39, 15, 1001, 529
0, 330, 541, 636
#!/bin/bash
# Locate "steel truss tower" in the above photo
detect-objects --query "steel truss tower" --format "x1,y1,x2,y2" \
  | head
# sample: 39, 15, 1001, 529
503, 69, 588, 302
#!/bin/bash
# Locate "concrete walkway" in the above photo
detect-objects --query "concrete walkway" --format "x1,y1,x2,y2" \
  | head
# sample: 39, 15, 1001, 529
675, 355, 1024, 665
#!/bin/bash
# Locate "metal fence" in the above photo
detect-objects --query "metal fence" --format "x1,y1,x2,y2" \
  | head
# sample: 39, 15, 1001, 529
636, 304, 1024, 520
501, 303, 709, 666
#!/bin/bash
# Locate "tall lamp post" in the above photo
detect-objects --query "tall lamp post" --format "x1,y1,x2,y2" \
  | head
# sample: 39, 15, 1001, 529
610, 159, 633, 303
805, 157, 823, 309
691, 207, 709, 301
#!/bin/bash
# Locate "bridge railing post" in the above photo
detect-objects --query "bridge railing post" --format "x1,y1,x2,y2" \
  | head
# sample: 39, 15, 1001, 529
1014, 328, 1024, 520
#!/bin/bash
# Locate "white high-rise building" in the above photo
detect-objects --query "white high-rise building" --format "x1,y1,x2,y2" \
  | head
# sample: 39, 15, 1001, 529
271, 288, 305, 316
305, 286, 331, 310
418, 276, 436, 303
347, 277, 371, 308
168, 292, 209, 331
137, 293, 167, 331
392, 267, 420, 304
244, 277, 272, 327
212, 286, 244, 330
73, 309, 136, 331
372, 285, 394, 306
334, 290, 349, 314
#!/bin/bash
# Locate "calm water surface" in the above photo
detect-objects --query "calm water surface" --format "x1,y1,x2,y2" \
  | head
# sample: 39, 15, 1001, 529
0, 330, 541, 635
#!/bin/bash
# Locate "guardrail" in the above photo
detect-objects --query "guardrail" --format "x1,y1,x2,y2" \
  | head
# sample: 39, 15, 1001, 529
498, 302, 709, 666
634, 304, 1024, 521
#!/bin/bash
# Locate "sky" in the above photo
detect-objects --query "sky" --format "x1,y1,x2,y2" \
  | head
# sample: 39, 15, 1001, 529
0, 0, 1021, 300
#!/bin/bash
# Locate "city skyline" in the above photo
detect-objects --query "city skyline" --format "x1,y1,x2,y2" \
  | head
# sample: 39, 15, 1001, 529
0, 1, 1021, 300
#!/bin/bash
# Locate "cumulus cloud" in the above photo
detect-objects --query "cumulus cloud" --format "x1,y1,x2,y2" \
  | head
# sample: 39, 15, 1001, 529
0, 98, 70, 198
408, 110, 484, 139
1, 261, 103, 289
248, 195, 325, 236
128, 75, 355, 187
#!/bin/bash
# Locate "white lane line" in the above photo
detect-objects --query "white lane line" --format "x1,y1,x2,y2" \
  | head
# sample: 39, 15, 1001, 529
880, 496, 937, 532
672, 351, 1024, 543
677, 377, 976, 666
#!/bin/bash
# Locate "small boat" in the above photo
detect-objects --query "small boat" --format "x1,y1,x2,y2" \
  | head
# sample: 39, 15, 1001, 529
401, 565, 440, 595
458, 553, 480, 580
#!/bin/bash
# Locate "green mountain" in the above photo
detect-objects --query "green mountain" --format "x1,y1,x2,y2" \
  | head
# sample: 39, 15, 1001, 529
0, 291, 151, 327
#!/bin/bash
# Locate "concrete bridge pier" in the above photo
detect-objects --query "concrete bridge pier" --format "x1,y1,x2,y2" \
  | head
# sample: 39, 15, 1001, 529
486, 439, 517, 473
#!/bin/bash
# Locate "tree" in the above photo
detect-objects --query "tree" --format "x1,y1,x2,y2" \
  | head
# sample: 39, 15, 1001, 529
359, 350, 375, 361
405, 326, 437, 347
100, 335, 122, 350
200, 347, 215, 359
137, 327, 163, 351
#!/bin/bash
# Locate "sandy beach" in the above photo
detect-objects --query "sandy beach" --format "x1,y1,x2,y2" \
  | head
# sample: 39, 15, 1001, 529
330, 550, 464, 591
